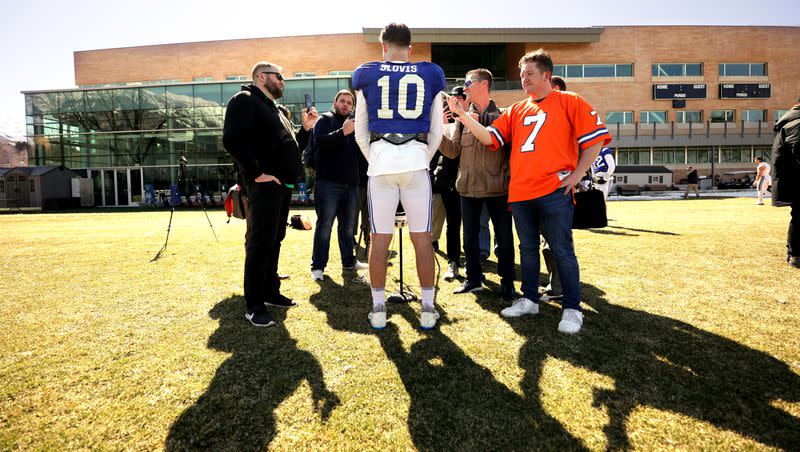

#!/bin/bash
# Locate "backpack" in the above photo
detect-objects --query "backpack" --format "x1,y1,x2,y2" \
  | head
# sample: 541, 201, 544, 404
289, 214, 312, 230
302, 126, 317, 170
224, 184, 246, 223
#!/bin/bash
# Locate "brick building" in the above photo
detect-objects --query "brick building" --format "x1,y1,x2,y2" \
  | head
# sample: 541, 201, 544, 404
23, 26, 800, 205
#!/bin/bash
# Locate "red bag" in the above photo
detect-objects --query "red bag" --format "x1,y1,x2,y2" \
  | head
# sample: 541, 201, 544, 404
225, 185, 246, 223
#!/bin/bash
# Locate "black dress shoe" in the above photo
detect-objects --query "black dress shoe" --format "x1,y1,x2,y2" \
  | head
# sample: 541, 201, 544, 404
265, 293, 297, 308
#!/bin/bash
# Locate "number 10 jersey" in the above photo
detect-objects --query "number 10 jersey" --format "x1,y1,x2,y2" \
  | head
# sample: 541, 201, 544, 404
352, 61, 446, 134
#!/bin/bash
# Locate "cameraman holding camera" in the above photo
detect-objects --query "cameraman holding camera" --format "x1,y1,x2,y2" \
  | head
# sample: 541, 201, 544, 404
309, 90, 368, 281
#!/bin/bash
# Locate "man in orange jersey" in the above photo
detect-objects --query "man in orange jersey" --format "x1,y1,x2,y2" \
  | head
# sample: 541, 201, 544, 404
447, 49, 612, 334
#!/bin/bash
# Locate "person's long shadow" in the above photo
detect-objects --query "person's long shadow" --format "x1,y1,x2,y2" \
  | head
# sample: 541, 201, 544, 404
310, 278, 585, 450
475, 283, 800, 450
165, 297, 340, 451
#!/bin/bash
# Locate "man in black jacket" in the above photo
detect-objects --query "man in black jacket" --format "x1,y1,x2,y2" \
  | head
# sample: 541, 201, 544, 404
223, 61, 317, 326
310, 90, 367, 280
771, 98, 800, 268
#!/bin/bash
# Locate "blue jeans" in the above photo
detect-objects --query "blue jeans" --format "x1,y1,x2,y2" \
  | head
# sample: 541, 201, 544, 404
511, 189, 581, 311
311, 179, 359, 270
461, 195, 515, 286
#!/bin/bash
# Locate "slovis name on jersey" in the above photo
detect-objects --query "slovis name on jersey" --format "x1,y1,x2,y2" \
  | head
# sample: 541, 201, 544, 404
352, 61, 445, 135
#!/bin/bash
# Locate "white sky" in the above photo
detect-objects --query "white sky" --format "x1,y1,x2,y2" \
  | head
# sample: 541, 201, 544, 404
1, 0, 798, 138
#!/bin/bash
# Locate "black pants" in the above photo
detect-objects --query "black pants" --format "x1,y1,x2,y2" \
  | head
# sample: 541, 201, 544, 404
461, 194, 515, 286
243, 181, 291, 313
789, 201, 799, 258
440, 189, 462, 263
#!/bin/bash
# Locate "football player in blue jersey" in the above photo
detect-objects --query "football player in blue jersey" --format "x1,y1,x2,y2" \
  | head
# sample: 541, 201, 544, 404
352, 23, 446, 330
591, 146, 616, 199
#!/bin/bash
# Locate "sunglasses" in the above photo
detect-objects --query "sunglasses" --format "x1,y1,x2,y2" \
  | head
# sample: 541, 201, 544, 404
464, 78, 480, 88
261, 71, 284, 81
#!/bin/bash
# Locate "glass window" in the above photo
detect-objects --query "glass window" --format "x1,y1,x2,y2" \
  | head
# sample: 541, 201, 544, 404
584, 64, 616, 77
640, 111, 667, 124
685, 64, 702, 76
721, 146, 752, 163
616, 64, 633, 77
166, 85, 194, 109
687, 147, 712, 163
741, 110, 766, 122
552, 65, 566, 77
328, 71, 354, 76
676, 110, 702, 123
606, 111, 633, 124
754, 145, 771, 162
313, 79, 340, 106
225, 75, 248, 81
222, 83, 241, 106
652, 63, 702, 77
774, 110, 789, 123
29, 93, 59, 115
710, 110, 735, 123
113, 88, 139, 111
193, 84, 222, 107
60, 92, 85, 113
719, 63, 765, 76
566, 65, 583, 78
293, 72, 317, 78
193, 77, 214, 82
140, 87, 166, 110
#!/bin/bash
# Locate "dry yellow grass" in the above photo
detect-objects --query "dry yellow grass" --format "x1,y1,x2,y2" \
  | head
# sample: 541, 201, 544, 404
0, 197, 798, 450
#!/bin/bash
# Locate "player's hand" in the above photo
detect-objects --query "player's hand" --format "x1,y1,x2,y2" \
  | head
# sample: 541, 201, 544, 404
558, 173, 583, 194
255, 173, 281, 185
447, 95, 465, 116
343, 118, 355, 135
302, 107, 319, 130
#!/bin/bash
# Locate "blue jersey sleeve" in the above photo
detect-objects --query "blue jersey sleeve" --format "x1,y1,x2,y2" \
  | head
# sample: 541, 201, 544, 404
354, 61, 446, 134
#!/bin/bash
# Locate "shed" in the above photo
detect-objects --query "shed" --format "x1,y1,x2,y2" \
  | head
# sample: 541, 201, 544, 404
614, 166, 674, 191
0, 166, 82, 209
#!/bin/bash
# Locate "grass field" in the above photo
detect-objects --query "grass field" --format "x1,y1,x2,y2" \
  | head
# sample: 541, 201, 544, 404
1, 197, 799, 450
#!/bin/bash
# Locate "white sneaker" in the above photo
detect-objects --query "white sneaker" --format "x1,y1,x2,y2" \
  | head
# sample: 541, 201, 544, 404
501, 297, 539, 318
351, 260, 369, 271
369, 305, 386, 329
420, 306, 440, 330
558, 309, 583, 334
311, 269, 324, 281
443, 261, 459, 281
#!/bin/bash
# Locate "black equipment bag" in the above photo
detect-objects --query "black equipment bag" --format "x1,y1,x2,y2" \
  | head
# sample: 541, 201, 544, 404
572, 188, 607, 229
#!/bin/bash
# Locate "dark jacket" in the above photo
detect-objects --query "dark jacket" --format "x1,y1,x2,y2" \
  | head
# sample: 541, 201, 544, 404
430, 150, 460, 194
770, 106, 800, 204
222, 84, 307, 186
687, 169, 699, 184
313, 110, 364, 185
439, 100, 510, 198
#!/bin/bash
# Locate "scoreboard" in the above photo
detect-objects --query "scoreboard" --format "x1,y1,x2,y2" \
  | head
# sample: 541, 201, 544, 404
719, 83, 771, 99
653, 83, 707, 100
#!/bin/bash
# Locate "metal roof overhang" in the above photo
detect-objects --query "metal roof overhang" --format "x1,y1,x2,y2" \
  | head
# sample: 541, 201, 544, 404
362, 27, 605, 43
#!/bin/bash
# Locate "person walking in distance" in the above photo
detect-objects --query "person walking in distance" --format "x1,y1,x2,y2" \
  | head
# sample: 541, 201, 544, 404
753, 156, 772, 205
684, 166, 700, 199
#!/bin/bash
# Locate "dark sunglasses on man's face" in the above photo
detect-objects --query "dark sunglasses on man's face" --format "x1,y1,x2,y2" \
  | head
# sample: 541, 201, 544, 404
262, 71, 284, 81
464, 79, 479, 88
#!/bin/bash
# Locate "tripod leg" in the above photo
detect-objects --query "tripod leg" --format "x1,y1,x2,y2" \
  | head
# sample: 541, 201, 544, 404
151, 207, 175, 262
191, 179, 219, 243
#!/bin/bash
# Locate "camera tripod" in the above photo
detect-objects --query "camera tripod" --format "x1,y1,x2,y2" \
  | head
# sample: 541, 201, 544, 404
151, 154, 218, 262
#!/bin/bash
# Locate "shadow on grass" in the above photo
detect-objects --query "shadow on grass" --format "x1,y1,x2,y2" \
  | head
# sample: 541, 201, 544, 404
165, 297, 340, 451
606, 225, 680, 236
311, 276, 585, 450
474, 283, 800, 450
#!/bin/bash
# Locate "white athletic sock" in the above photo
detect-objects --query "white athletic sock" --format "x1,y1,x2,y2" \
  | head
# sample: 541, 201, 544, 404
421, 287, 435, 310
371, 288, 385, 309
